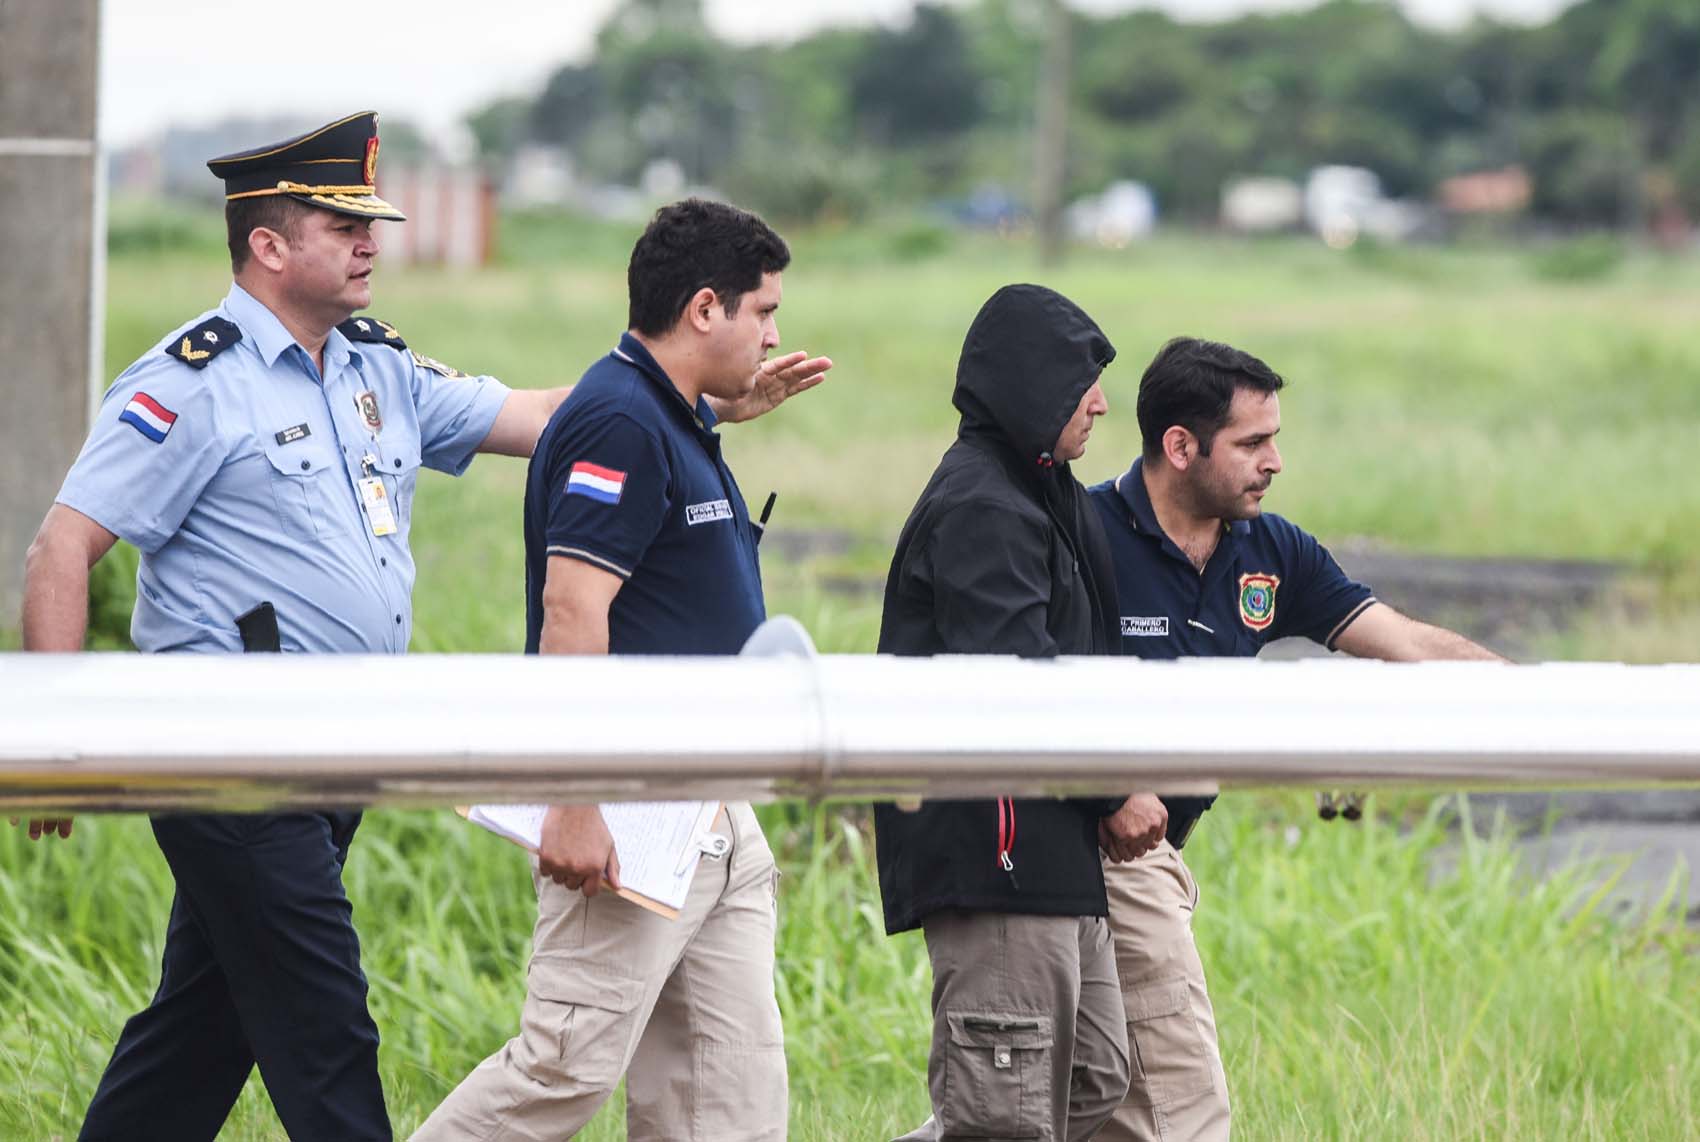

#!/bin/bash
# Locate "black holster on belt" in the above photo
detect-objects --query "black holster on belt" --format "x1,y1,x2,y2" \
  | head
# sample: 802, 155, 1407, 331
236, 602, 281, 653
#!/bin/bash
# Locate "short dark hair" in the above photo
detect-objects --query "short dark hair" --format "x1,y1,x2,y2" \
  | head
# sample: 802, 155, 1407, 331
225, 196, 310, 272
1136, 337, 1285, 457
626, 198, 791, 337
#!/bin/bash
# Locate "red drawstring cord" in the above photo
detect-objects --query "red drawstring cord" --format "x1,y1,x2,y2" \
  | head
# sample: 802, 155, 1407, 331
997, 797, 1016, 874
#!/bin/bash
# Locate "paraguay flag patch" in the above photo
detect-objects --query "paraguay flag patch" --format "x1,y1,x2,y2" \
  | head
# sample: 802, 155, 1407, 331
118, 392, 178, 444
566, 461, 627, 505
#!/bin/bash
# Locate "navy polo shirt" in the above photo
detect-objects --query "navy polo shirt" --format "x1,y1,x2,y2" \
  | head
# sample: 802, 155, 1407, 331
523, 333, 766, 655
1087, 458, 1377, 835
1087, 458, 1376, 661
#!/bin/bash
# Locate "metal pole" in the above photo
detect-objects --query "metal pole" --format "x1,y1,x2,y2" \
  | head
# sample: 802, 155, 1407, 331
3, 654, 1699, 813
0, 0, 102, 628
1033, 0, 1071, 266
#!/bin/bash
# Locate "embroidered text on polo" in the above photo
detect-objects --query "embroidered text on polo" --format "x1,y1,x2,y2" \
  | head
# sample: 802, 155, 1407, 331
686, 499, 734, 525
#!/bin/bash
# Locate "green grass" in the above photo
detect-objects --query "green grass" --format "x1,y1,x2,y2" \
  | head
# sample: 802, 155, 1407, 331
6, 800, 1697, 1139
8, 221, 1700, 1137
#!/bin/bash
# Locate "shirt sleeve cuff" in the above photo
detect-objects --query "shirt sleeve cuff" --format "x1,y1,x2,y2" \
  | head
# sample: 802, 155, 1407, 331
53, 489, 167, 555
1324, 597, 1379, 651
545, 544, 634, 580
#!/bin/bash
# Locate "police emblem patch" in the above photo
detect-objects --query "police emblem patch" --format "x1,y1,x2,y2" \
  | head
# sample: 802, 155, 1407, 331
1238, 572, 1280, 631
411, 350, 467, 379
355, 390, 383, 433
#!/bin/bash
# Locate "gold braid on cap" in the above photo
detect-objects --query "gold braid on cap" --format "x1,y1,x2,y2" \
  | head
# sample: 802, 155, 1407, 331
226, 180, 376, 201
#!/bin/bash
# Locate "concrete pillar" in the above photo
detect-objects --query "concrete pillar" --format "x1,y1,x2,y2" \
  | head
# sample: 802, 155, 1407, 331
0, 0, 102, 626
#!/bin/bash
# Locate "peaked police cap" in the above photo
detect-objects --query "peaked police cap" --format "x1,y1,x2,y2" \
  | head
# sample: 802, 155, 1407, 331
207, 111, 406, 222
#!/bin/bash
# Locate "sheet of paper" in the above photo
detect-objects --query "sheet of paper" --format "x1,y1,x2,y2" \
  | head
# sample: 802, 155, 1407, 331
460, 616, 812, 917
461, 800, 720, 918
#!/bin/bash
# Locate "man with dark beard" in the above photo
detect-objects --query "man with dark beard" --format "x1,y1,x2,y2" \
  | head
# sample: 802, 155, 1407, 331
1088, 337, 1501, 1142
877, 284, 1167, 1141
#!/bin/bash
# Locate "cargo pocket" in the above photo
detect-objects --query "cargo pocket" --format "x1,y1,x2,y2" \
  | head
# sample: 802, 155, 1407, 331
263, 442, 338, 541
939, 1011, 1054, 1139
515, 963, 644, 1093
692, 1039, 788, 1139
1124, 979, 1213, 1108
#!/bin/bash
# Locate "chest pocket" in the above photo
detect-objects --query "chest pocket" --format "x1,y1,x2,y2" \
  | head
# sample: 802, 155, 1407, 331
263, 441, 343, 542
377, 441, 423, 532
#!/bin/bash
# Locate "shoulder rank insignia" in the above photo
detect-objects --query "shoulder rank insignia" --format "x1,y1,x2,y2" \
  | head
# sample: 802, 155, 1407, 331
166, 317, 242, 370
338, 316, 408, 350
411, 350, 468, 379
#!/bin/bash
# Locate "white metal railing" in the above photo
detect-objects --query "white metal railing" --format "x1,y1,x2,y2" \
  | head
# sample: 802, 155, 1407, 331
3, 653, 1698, 813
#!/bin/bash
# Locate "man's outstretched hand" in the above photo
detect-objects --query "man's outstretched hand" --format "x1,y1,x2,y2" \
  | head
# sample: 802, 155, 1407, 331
10, 816, 74, 840
710, 351, 833, 424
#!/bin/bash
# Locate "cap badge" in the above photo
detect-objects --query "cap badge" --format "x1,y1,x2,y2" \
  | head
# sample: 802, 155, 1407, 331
364, 137, 380, 186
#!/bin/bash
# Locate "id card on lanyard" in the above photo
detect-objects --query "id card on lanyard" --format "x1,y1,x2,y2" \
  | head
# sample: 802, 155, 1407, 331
358, 452, 397, 537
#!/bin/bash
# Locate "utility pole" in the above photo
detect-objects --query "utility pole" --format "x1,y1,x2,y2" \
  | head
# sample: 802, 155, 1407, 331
0, 0, 102, 627
1034, 0, 1072, 266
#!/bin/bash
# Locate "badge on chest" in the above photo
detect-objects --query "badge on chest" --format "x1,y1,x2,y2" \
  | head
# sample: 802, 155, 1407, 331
355, 390, 383, 434
1238, 573, 1279, 631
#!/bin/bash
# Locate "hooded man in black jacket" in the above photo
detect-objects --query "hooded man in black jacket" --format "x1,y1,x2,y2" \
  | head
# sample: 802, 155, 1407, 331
876, 284, 1167, 1142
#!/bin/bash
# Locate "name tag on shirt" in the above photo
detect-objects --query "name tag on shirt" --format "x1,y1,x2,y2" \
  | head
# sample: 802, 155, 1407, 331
686, 499, 734, 526
358, 477, 397, 536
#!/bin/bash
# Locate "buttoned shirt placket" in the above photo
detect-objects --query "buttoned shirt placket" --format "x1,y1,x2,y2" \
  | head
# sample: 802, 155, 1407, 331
298, 339, 411, 654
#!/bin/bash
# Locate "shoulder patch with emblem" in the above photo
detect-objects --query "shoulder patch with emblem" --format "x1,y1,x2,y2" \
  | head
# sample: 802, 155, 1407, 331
166, 317, 242, 370
337, 316, 408, 350
410, 350, 468, 379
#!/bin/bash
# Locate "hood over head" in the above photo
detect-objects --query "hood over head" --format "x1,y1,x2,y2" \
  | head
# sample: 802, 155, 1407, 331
952, 284, 1116, 465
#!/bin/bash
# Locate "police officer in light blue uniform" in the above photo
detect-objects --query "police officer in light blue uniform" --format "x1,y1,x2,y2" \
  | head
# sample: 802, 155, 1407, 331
64, 276, 508, 656
17, 111, 574, 1142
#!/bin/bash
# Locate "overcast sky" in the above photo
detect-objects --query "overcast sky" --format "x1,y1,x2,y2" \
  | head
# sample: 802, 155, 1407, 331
100, 0, 1575, 147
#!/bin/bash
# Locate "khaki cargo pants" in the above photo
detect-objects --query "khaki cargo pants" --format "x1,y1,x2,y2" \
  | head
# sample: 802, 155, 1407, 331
1098, 840, 1231, 1142
896, 911, 1131, 1142
411, 802, 786, 1142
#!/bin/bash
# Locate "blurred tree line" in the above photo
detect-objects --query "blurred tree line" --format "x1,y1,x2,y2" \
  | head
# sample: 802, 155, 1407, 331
465, 0, 1700, 228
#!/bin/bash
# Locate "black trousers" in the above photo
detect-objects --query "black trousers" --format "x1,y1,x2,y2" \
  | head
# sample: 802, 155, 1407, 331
79, 811, 390, 1141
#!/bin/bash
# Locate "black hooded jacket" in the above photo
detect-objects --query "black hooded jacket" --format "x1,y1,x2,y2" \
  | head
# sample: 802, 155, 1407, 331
873, 284, 1126, 935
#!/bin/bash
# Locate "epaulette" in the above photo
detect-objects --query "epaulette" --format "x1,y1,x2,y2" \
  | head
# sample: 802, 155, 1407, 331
338, 316, 408, 350
166, 317, 242, 370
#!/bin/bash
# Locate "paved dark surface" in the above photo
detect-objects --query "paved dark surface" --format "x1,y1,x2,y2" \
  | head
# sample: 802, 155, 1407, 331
1432, 817, 1700, 923
1261, 540, 1621, 661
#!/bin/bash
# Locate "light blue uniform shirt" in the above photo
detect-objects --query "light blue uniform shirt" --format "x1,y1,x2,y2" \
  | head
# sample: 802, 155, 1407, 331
57, 283, 510, 654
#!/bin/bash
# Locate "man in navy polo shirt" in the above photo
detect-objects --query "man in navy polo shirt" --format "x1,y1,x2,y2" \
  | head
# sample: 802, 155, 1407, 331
414, 199, 816, 1142
1087, 337, 1501, 1142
